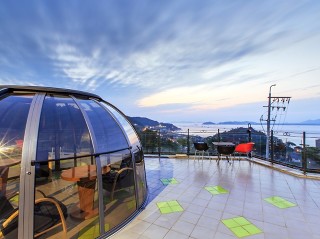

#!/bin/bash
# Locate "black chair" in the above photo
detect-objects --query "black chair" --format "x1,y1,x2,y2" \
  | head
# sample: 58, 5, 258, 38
0, 192, 68, 238
102, 157, 135, 202
217, 145, 235, 163
102, 167, 134, 201
193, 142, 210, 161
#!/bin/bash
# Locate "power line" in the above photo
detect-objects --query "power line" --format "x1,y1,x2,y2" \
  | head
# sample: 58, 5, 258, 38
260, 84, 291, 159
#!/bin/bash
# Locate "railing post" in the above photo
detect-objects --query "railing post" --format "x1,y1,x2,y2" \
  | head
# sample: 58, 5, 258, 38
218, 129, 221, 142
187, 129, 190, 157
158, 129, 161, 158
302, 131, 307, 174
270, 130, 274, 163
247, 123, 252, 142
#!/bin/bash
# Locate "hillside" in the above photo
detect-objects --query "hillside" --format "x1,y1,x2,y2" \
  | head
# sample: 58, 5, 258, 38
300, 119, 320, 125
203, 122, 215, 125
127, 116, 181, 131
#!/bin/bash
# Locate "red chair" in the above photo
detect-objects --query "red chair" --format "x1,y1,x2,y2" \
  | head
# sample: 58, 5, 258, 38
234, 142, 255, 161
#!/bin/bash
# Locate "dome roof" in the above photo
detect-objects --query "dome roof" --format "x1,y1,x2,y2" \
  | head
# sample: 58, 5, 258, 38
0, 85, 147, 238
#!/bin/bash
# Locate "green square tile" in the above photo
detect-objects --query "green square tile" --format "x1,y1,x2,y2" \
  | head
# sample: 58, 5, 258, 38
79, 234, 93, 239
281, 200, 295, 206
277, 201, 296, 209
242, 224, 262, 235
204, 186, 214, 191
275, 202, 287, 208
9, 195, 19, 203
157, 202, 169, 208
205, 186, 228, 195
233, 217, 250, 226
230, 227, 251, 238
168, 178, 179, 184
157, 200, 183, 214
264, 196, 296, 209
167, 200, 179, 206
215, 186, 229, 193
83, 226, 95, 234
78, 219, 110, 239
127, 200, 136, 209
223, 217, 263, 238
160, 179, 169, 184
160, 178, 179, 185
222, 218, 240, 228
104, 224, 109, 231
285, 202, 296, 207
171, 205, 184, 212
264, 197, 274, 203
94, 226, 100, 235
205, 187, 219, 195
159, 207, 173, 214
275, 196, 287, 203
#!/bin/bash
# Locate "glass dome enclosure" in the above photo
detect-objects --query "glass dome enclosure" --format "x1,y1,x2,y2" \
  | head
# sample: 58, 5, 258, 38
0, 86, 148, 239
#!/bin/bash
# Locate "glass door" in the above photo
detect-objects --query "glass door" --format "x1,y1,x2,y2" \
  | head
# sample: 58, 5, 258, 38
0, 94, 34, 238
33, 95, 100, 239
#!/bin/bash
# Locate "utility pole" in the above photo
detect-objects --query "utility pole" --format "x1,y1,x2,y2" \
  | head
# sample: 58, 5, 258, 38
261, 85, 291, 159
266, 84, 276, 159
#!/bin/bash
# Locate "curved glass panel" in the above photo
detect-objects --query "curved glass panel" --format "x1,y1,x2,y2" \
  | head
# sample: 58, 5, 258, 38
100, 149, 136, 231
76, 99, 129, 153
100, 102, 148, 207
35, 95, 99, 238
36, 95, 94, 165
101, 103, 140, 150
132, 150, 148, 207
0, 94, 34, 238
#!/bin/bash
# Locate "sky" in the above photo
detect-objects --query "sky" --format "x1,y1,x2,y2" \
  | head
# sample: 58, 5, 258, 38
0, 0, 320, 124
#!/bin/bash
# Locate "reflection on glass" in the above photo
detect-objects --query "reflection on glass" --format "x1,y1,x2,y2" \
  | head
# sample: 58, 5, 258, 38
35, 95, 99, 238
0, 94, 33, 238
101, 103, 140, 149
132, 150, 148, 207
101, 102, 148, 207
34, 157, 101, 239
76, 99, 129, 153
101, 150, 136, 231
36, 95, 94, 178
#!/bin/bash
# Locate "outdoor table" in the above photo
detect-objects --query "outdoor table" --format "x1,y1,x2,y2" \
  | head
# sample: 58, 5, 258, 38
212, 142, 235, 163
61, 164, 110, 219
0, 158, 21, 196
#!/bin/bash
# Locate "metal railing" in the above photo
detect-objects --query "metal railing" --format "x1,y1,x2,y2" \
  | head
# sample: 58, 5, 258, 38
138, 127, 320, 174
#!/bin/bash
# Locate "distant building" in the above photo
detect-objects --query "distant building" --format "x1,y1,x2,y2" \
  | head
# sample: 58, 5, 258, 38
316, 139, 320, 148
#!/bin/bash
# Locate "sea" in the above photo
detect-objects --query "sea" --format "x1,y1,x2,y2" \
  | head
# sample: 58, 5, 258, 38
172, 122, 320, 147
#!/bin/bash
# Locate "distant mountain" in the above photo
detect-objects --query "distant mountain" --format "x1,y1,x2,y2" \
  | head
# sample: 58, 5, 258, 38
218, 121, 259, 125
127, 116, 158, 127
127, 116, 181, 131
203, 122, 215, 125
218, 127, 266, 136
299, 119, 320, 125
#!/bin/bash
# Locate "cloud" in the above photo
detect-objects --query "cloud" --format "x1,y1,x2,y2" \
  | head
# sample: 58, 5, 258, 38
136, 75, 270, 110
0, 0, 320, 122
49, 44, 103, 89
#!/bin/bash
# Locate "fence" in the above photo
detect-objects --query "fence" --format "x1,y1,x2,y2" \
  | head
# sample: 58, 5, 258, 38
138, 127, 320, 174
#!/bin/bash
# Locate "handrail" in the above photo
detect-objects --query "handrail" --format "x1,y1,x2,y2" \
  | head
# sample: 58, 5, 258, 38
31, 146, 132, 165
138, 128, 320, 174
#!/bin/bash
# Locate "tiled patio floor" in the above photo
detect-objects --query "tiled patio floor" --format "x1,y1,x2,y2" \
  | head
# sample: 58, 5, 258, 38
110, 157, 320, 239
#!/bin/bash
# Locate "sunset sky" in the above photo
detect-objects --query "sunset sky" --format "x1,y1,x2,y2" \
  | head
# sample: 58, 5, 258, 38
1, 0, 319, 123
